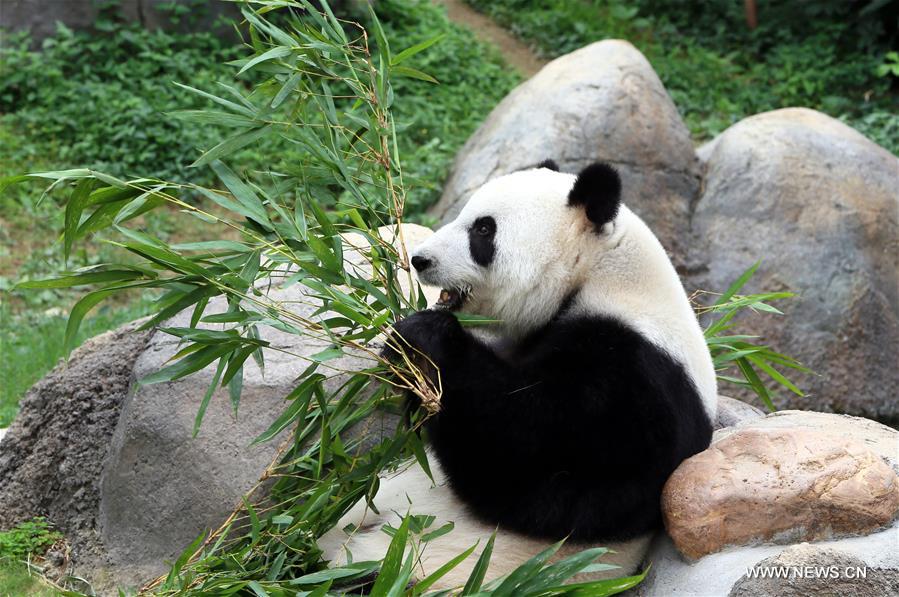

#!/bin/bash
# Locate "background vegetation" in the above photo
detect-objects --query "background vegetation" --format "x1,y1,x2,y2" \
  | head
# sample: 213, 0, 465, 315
0, 0, 519, 426
0, 518, 62, 596
466, 0, 899, 152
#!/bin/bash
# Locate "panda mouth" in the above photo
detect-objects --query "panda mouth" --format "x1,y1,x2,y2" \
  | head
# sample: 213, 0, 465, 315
435, 286, 470, 311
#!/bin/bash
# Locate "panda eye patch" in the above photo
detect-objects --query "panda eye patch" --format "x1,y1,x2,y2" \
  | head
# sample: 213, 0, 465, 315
468, 216, 496, 267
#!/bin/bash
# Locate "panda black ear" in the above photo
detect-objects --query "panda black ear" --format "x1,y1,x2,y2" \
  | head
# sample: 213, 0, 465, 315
567, 162, 621, 228
536, 159, 559, 172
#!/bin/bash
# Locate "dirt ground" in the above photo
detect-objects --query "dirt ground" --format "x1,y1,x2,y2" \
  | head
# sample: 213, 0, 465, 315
434, 0, 547, 77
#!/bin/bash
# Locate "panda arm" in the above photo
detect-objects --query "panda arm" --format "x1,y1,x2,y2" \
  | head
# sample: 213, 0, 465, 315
391, 310, 614, 437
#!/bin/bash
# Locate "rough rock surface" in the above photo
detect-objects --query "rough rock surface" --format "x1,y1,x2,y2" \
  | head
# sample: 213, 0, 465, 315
662, 426, 899, 559
714, 410, 899, 475
0, 321, 153, 579
692, 108, 899, 422
431, 40, 701, 268
714, 395, 765, 430
728, 544, 899, 597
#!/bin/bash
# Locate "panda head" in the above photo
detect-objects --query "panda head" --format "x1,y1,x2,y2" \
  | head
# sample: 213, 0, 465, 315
411, 160, 626, 338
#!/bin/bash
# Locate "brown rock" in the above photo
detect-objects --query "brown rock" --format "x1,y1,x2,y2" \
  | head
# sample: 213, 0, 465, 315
662, 427, 899, 559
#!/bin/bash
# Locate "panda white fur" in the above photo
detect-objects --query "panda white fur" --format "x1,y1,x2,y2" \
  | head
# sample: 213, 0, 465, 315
319, 161, 717, 587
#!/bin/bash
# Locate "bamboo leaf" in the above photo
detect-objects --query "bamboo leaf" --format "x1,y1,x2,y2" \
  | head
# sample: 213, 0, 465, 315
63, 178, 97, 263
462, 531, 496, 595
238, 45, 292, 75
391, 34, 445, 66
140, 344, 237, 385
391, 65, 439, 84
192, 126, 271, 168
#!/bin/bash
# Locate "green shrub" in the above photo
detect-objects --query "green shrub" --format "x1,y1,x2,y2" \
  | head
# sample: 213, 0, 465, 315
0, 518, 61, 563
0, 24, 241, 185
0, 0, 518, 428
465, 0, 899, 152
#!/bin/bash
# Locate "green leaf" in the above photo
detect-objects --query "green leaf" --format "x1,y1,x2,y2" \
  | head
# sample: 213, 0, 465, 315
528, 567, 650, 597
173, 82, 255, 117
192, 126, 271, 168
524, 547, 609, 592
713, 261, 760, 307
170, 110, 258, 128
491, 539, 565, 597
391, 34, 446, 65
747, 355, 805, 396
736, 358, 775, 411
421, 521, 454, 543
64, 287, 127, 355
140, 344, 237, 385
194, 357, 229, 437
462, 531, 496, 595
63, 178, 97, 263
392, 65, 439, 84
271, 71, 303, 109
291, 567, 369, 585
412, 541, 476, 595
15, 269, 145, 289
251, 374, 323, 444
369, 514, 410, 597
238, 45, 292, 75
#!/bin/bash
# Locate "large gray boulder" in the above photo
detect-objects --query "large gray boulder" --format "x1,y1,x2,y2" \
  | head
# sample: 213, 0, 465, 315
0, 224, 434, 595
431, 40, 701, 268
692, 109, 899, 422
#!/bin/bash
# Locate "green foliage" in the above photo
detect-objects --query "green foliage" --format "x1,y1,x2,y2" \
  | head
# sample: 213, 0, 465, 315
0, 519, 63, 596
0, 0, 517, 427
700, 263, 809, 411
465, 0, 899, 153
0, 23, 241, 185
379, 0, 520, 216
0, 518, 62, 563
6, 2, 635, 593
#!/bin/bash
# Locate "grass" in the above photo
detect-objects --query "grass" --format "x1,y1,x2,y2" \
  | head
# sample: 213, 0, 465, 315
0, 0, 518, 428
0, 562, 60, 597
464, 0, 899, 153
0, 518, 63, 597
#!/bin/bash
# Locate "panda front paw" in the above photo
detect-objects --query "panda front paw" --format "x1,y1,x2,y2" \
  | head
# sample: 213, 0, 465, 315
384, 309, 465, 370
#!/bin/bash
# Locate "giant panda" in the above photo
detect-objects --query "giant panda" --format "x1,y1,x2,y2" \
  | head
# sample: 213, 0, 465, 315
319, 160, 717, 587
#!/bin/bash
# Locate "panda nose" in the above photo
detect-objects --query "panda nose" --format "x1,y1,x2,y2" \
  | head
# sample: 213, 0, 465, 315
411, 255, 432, 272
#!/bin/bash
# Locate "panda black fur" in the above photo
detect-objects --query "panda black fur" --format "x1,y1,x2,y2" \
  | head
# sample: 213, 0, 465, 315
320, 161, 717, 585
